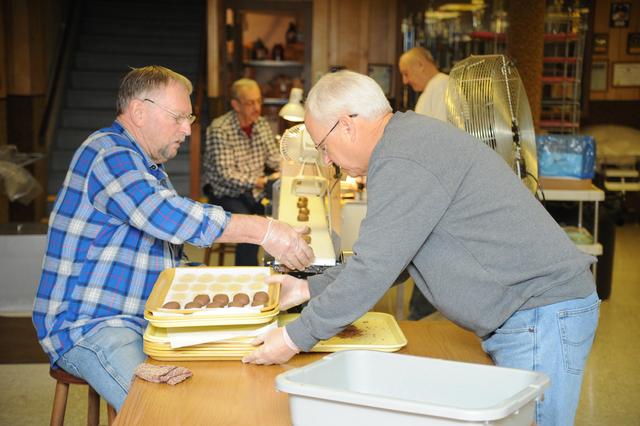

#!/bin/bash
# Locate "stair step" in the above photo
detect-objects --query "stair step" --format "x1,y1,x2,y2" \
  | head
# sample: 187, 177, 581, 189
74, 52, 197, 73
70, 70, 197, 90
50, 149, 77, 172
86, 0, 202, 21
47, 171, 67, 195
78, 35, 199, 56
70, 70, 125, 90
81, 18, 202, 38
66, 90, 116, 109
61, 109, 115, 129
55, 128, 94, 149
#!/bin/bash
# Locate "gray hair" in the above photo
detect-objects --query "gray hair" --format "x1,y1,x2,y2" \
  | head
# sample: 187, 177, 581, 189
305, 70, 392, 126
401, 47, 435, 65
231, 78, 260, 100
116, 65, 193, 114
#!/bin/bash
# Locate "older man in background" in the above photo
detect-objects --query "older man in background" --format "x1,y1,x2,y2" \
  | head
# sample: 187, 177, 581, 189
202, 78, 281, 266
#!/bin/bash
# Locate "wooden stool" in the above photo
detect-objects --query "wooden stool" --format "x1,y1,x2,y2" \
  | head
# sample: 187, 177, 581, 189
49, 368, 116, 426
203, 243, 236, 266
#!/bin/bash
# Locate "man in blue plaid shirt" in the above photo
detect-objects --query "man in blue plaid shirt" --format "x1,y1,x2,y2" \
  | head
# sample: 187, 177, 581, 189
32, 66, 313, 411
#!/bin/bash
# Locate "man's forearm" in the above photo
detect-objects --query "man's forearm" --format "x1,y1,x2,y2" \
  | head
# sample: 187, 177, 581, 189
216, 214, 268, 244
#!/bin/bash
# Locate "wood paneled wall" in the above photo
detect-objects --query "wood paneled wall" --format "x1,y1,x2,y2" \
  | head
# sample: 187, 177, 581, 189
207, 0, 400, 103
0, 0, 62, 223
590, 0, 640, 101
312, 0, 397, 85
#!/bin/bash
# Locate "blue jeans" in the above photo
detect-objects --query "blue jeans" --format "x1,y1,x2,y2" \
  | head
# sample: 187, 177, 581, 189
208, 192, 265, 266
482, 292, 600, 426
56, 327, 146, 412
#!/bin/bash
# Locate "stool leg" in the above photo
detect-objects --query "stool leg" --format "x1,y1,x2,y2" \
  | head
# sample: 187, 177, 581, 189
50, 381, 69, 426
107, 404, 117, 425
204, 246, 211, 265
218, 243, 225, 265
87, 386, 100, 426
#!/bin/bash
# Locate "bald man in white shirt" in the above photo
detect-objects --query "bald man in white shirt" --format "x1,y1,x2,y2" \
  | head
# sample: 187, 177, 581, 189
399, 47, 450, 122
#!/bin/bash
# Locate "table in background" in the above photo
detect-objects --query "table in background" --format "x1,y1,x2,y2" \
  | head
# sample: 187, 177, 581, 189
114, 320, 492, 425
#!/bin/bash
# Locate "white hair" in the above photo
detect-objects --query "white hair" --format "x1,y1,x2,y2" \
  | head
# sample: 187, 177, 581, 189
305, 70, 392, 126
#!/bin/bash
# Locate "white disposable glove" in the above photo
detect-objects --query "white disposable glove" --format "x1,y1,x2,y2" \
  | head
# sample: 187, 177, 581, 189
265, 274, 310, 311
260, 218, 314, 271
242, 327, 299, 365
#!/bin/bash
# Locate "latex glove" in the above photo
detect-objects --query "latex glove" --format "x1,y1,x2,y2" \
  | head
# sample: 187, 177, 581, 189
266, 274, 310, 310
242, 327, 299, 365
260, 218, 314, 270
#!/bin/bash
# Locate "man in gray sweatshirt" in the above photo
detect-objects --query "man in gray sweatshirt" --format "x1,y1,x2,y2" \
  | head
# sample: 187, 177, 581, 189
243, 70, 599, 426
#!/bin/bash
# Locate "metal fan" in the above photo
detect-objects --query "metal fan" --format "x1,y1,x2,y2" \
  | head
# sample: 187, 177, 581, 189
279, 124, 328, 196
446, 54, 538, 192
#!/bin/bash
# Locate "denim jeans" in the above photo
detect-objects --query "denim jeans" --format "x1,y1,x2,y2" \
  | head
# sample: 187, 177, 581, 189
482, 292, 600, 426
56, 327, 146, 412
207, 191, 265, 266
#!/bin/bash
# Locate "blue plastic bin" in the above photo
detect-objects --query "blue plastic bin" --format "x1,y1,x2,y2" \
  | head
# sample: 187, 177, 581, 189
536, 135, 596, 179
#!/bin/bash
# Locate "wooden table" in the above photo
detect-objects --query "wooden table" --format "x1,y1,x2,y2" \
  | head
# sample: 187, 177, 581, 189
115, 320, 492, 425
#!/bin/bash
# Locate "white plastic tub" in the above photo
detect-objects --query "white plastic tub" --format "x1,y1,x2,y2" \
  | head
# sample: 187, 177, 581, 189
276, 350, 549, 426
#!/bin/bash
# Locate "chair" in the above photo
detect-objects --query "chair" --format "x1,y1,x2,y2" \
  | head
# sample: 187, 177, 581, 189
49, 368, 116, 426
203, 243, 236, 266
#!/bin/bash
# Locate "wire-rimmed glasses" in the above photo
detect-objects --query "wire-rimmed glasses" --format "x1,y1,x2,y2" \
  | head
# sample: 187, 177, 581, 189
143, 98, 196, 125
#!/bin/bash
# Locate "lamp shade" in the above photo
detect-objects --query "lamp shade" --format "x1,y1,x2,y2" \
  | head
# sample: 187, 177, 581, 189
279, 88, 305, 122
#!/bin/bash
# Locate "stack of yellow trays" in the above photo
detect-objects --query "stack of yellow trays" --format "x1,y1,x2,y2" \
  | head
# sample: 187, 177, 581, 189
143, 266, 279, 361
144, 311, 408, 361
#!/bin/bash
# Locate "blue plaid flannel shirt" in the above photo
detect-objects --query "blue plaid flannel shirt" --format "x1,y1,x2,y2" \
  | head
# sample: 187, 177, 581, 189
33, 121, 230, 366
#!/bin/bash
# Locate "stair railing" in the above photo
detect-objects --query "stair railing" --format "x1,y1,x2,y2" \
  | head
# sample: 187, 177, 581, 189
38, 0, 82, 152
190, 6, 207, 200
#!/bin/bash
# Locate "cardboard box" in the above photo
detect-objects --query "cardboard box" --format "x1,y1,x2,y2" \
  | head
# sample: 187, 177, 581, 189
539, 177, 592, 190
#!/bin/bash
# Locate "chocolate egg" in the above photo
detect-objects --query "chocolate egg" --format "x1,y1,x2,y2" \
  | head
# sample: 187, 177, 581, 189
227, 300, 245, 308
212, 293, 229, 305
206, 300, 225, 309
232, 293, 250, 306
184, 301, 203, 309
251, 291, 269, 306
298, 207, 310, 215
162, 301, 181, 309
193, 294, 210, 305
297, 213, 309, 222
302, 234, 312, 244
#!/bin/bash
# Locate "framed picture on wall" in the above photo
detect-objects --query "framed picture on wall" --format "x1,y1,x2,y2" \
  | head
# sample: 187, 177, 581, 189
612, 62, 640, 87
367, 64, 393, 98
628, 33, 640, 55
593, 33, 608, 55
590, 61, 608, 91
610, 3, 631, 28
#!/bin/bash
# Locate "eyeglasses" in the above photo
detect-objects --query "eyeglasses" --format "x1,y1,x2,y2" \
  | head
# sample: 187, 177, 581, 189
144, 98, 196, 125
314, 114, 358, 153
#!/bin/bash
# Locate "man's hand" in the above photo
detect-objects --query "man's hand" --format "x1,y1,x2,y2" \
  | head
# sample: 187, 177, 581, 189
242, 327, 299, 365
255, 176, 268, 190
260, 219, 314, 270
266, 274, 310, 310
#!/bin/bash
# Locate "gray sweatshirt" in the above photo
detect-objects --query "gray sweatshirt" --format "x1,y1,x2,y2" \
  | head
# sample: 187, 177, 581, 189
286, 111, 596, 351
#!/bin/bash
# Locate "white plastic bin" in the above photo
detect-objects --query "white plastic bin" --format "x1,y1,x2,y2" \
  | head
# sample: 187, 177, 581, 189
276, 350, 549, 426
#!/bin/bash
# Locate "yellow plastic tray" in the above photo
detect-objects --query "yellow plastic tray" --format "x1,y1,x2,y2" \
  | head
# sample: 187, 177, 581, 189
144, 266, 279, 327
281, 312, 407, 352
142, 312, 407, 360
